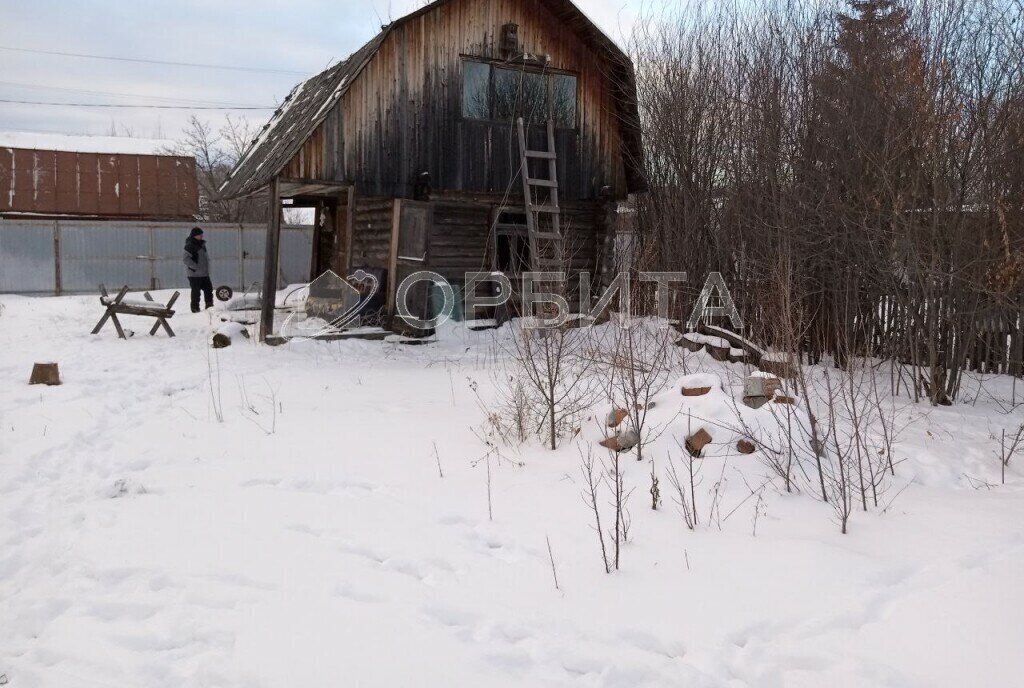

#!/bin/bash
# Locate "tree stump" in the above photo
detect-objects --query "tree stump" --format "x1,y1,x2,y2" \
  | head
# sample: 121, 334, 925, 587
29, 362, 61, 386
737, 439, 757, 455
212, 322, 250, 349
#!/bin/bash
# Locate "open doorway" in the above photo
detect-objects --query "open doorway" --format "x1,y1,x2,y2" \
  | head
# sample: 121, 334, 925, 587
492, 209, 531, 320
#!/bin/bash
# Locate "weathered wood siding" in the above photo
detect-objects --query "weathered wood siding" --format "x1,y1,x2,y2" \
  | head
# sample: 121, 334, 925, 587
349, 197, 395, 270
343, 193, 604, 287
283, 0, 629, 201
429, 195, 603, 279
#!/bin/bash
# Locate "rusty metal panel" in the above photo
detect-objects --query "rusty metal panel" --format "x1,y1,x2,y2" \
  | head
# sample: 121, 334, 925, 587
34, 150, 57, 214
55, 151, 79, 213
117, 154, 140, 215
0, 148, 198, 218
0, 148, 12, 211
11, 149, 34, 211
96, 154, 120, 216
79, 155, 100, 215
177, 158, 199, 216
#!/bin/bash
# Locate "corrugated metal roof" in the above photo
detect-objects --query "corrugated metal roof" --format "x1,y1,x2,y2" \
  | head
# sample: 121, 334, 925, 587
219, 0, 646, 200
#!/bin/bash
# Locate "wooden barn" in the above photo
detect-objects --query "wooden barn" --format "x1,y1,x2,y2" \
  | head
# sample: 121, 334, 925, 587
218, 0, 646, 340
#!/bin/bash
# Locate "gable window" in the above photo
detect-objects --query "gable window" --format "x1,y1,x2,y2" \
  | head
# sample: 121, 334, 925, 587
461, 59, 578, 128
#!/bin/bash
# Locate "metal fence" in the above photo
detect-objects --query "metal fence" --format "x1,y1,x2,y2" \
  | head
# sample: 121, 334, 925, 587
0, 218, 313, 294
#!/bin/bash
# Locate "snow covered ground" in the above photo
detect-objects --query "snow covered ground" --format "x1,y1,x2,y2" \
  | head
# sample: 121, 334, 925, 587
1, 293, 1023, 688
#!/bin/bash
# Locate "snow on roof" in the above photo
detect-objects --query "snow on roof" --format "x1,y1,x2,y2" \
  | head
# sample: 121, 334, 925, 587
0, 131, 177, 156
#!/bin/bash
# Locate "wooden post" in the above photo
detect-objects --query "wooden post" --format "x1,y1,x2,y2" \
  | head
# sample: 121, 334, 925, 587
343, 186, 356, 275
310, 201, 323, 281
387, 199, 403, 318
53, 220, 62, 296
259, 176, 282, 343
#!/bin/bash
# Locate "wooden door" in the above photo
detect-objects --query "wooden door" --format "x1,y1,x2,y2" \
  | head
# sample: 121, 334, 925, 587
388, 199, 433, 330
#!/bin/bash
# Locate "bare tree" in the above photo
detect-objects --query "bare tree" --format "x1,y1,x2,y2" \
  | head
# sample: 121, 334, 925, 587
166, 115, 267, 223
628, 0, 1024, 406
506, 319, 599, 450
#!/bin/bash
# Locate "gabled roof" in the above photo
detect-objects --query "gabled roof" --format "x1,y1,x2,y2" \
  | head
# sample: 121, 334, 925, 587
220, 0, 646, 200
219, 32, 386, 200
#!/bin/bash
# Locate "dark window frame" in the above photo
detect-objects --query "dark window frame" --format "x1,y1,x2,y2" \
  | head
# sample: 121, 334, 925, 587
460, 57, 579, 131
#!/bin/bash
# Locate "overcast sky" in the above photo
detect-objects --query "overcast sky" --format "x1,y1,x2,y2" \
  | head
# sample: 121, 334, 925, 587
0, 0, 643, 144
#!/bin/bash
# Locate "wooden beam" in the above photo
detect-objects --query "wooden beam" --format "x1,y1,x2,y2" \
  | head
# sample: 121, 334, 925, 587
343, 186, 356, 275
310, 202, 323, 281
387, 199, 402, 318
259, 176, 282, 343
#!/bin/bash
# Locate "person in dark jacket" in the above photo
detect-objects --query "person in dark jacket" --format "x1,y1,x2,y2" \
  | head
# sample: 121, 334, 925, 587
183, 227, 213, 312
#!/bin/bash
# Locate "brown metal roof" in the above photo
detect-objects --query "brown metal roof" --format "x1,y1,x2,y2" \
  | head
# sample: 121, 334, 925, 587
219, 0, 646, 200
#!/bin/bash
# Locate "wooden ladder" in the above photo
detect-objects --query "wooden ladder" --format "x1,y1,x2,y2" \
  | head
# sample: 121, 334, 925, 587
516, 117, 564, 274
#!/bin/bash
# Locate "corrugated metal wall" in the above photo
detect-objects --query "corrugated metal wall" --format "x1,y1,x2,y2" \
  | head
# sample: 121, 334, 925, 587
0, 218, 313, 294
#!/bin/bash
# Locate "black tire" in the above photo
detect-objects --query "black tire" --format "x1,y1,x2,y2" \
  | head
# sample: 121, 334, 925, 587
215, 285, 234, 302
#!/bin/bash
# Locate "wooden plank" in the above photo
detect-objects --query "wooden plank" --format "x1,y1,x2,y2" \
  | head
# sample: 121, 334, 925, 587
387, 199, 403, 317
259, 177, 283, 343
310, 203, 323, 280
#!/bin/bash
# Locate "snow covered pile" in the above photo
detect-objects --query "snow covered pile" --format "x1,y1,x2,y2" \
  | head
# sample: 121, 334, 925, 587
1, 293, 1023, 687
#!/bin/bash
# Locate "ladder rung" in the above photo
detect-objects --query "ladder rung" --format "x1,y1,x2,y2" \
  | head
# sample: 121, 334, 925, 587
528, 204, 561, 214
525, 150, 557, 159
527, 178, 558, 187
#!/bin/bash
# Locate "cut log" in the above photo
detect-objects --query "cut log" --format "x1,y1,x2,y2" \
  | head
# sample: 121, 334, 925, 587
707, 341, 731, 362
679, 332, 705, 353
685, 428, 712, 457
599, 429, 639, 453
606, 408, 629, 428
744, 373, 781, 399
700, 323, 767, 363
679, 373, 719, 397
29, 362, 61, 386
758, 352, 796, 379
737, 439, 756, 455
